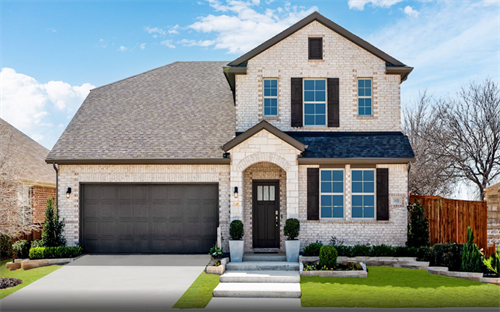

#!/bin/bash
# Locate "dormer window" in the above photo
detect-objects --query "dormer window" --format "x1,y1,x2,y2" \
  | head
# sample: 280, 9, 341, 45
308, 37, 323, 60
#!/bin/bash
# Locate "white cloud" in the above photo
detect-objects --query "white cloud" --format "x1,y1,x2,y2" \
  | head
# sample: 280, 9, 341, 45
0, 68, 94, 148
187, 0, 317, 54
179, 39, 215, 47
118, 46, 127, 52
367, 1, 500, 100
403, 5, 419, 17
140, 43, 146, 50
144, 26, 166, 38
168, 24, 180, 34
348, 0, 403, 11
160, 40, 176, 48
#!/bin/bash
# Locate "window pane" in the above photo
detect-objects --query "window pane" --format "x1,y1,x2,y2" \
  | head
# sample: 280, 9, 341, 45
364, 181, 374, 193
315, 114, 325, 126
332, 182, 343, 193
365, 79, 371, 87
332, 171, 343, 181
352, 195, 362, 207
364, 195, 374, 206
365, 87, 371, 97
264, 88, 271, 97
264, 107, 270, 116
304, 80, 315, 90
316, 91, 325, 101
264, 80, 270, 88
270, 107, 278, 116
270, 88, 277, 97
364, 170, 374, 181
364, 207, 374, 218
358, 88, 365, 97
304, 103, 315, 114
321, 182, 332, 193
358, 80, 364, 88
315, 80, 325, 90
270, 79, 277, 87
316, 103, 325, 114
365, 107, 371, 116
358, 106, 364, 116
321, 170, 332, 181
304, 115, 314, 125
332, 207, 343, 218
352, 206, 363, 218
321, 195, 332, 206
321, 207, 332, 218
269, 186, 275, 201
304, 91, 314, 101
333, 195, 343, 206
352, 170, 363, 181
257, 186, 263, 201
352, 182, 363, 193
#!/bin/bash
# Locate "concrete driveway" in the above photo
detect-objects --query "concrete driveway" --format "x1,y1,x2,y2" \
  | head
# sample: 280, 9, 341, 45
0, 255, 210, 312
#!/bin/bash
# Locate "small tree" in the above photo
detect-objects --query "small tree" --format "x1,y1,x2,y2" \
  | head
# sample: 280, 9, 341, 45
284, 218, 300, 240
41, 197, 66, 247
461, 226, 482, 272
407, 200, 430, 248
229, 220, 244, 240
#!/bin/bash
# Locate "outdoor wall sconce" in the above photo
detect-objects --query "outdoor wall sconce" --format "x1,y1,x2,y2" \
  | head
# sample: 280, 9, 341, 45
234, 186, 238, 198
66, 187, 72, 198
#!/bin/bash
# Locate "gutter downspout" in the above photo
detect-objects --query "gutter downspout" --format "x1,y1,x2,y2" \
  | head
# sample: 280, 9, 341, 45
52, 163, 58, 208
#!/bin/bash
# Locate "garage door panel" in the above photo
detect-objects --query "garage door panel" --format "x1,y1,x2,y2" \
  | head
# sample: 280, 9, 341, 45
82, 184, 218, 254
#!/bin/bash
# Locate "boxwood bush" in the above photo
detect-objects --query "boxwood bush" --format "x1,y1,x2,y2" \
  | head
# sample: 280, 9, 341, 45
302, 242, 323, 256
29, 246, 83, 259
229, 220, 244, 240
284, 218, 300, 240
319, 245, 338, 268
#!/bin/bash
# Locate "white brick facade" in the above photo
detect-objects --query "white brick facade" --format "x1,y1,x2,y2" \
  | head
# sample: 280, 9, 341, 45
235, 20, 401, 133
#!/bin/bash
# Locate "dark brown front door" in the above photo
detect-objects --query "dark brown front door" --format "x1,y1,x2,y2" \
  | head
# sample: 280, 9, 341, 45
253, 180, 280, 248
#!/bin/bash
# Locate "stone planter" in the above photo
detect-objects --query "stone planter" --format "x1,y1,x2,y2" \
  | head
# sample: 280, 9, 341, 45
229, 240, 244, 262
205, 258, 228, 275
285, 240, 300, 262
300, 260, 368, 278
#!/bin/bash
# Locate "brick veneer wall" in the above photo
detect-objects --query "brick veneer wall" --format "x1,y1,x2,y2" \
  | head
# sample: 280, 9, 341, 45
243, 162, 287, 252
32, 186, 56, 223
299, 164, 409, 247
235, 20, 401, 133
57, 165, 231, 250
485, 183, 500, 246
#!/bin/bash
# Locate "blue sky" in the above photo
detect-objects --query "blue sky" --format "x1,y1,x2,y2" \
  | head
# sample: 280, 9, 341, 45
1, 0, 499, 152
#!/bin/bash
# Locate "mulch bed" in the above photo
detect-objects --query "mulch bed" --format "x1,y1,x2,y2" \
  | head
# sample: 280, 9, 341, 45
303, 261, 364, 271
0, 278, 23, 290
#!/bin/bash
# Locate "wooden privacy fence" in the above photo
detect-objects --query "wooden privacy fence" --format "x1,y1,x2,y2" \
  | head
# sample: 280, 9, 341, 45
409, 195, 496, 257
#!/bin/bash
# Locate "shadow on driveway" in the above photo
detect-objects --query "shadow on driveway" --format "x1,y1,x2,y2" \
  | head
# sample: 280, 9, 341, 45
0, 255, 210, 312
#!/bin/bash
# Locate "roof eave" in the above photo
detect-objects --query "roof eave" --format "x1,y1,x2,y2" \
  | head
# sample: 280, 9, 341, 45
386, 66, 414, 82
298, 157, 415, 165
45, 158, 231, 165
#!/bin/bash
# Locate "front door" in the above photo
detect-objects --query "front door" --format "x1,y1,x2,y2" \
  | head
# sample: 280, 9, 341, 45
253, 180, 280, 248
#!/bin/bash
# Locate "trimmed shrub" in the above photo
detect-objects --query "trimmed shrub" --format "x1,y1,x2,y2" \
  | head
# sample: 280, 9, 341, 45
41, 197, 66, 247
461, 226, 482, 272
0, 234, 13, 259
284, 218, 300, 240
371, 244, 396, 257
335, 245, 353, 257
407, 200, 430, 248
12, 240, 30, 259
29, 246, 83, 259
351, 244, 371, 257
31, 239, 44, 248
430, 243, 463, 271
302, 242, 323, 256
229, 220, 244, 240
415, 246, 433, 262
319, 245, 338, 268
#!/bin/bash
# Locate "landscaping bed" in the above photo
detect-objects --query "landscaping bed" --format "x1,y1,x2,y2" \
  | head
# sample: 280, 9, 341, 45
0, 278, 22, 290
301, 261, 367, 278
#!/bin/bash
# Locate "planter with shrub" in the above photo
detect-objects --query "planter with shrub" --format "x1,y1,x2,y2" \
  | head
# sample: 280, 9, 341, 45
228, 220, 244, 262
284, 218, 300, 262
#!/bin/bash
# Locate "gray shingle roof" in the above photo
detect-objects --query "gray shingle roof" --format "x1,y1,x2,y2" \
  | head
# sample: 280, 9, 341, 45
47, 62, 235, 161
0, 118, 55, 185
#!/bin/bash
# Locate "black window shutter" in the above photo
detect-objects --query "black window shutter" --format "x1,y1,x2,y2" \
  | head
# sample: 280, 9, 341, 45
376, 168, 389, 221
308, 38, 322, 60
327, 78, 339, 127
291, 78, 303, 127
307, 168, 320, 220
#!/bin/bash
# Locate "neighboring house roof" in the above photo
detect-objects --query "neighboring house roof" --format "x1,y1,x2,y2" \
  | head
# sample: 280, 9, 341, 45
0, 118, 55, 186
46, 62, 235, 164
223, 120, 306, 152
225, 12, 413, 86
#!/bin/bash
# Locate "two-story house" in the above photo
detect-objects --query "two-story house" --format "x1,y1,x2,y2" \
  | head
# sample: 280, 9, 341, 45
46, 12, 414, 254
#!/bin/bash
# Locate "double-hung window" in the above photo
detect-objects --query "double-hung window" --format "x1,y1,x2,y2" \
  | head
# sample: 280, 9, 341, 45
358, 78, 372, 116
320, 169, 344, 219
263, 79, 278, 117
351, 169, 375, 219
304, 79, 326, 126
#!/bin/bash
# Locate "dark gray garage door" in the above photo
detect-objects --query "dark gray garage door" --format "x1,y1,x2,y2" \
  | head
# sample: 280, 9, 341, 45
81, 184, 219, 254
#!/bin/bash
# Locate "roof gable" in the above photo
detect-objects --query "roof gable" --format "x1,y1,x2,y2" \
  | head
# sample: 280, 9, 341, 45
228, 12, 406, 67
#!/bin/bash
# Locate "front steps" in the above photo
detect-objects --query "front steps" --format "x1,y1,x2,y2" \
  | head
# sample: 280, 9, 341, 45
213, 253, 301, 298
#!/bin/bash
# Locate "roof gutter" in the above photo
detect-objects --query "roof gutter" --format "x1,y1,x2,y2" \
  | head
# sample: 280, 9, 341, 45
298, 157, 415, 165
45, 158, 231, 165
386, 66, 413, 82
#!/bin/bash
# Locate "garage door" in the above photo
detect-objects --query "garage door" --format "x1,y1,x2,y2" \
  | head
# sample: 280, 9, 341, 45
81, 184, 219, 254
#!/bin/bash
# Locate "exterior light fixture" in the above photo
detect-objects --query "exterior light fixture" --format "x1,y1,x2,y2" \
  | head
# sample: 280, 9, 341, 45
66, 187, 72, 198
234, 186, 238, 198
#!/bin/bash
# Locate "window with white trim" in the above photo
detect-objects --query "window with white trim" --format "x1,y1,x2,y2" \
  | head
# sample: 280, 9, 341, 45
304, 79, 326, 126
320, 169, 344, 219
358, 78, 372, 116
351, 169, 375, 219
263, 79, 278, 117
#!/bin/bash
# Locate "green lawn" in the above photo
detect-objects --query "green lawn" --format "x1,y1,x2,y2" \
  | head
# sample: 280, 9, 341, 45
173, 271, 219, 309
301, 266, 500, 308
0, 260, 62, 300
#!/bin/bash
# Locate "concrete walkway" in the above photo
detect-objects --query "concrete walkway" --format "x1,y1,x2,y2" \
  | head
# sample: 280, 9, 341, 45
0, 255, 209, 312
